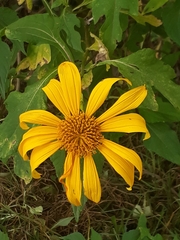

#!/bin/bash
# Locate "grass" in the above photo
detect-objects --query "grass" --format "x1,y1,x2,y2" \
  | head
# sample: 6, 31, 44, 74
1, 136, 180, 240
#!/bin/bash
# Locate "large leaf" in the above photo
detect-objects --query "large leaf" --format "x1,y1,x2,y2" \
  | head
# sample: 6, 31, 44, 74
97, 48, 178, 111
162, 1, 180, 47
0, 68, 57, 162
144, 123, 180, 165
5, 14, 73, 61
0, 40, 12, 99
0, 7, 18, 31
92, 0, 125, 53
59, 11, 83, 53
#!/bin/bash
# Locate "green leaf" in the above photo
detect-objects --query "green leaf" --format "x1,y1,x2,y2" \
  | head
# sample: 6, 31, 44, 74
51, 217, 74, 229
92, 0, 123, 54
93, 151, 104, 175
139, 98, 180, 123
0, 68, 57, 162
143, 0, 168, 14
119, 0, 138, 15
0, 231, 9, 240
59, 11, 83, 53
0, 40, 12, 99
153, 234, 163, 240
0, 7, 18, 31
144, 123, 180, 165
5, 14, 73, 61
97, 49, 178, 111
73, 0, 92, 11
162, 1, 180, 47
14, 152, 32, 184
50, 149, 66, 178
61, 232, 85, 240
122, 229, 140, 240
51, 0, 67, 9
91, 228, 102, 240
72, 192, 87, 223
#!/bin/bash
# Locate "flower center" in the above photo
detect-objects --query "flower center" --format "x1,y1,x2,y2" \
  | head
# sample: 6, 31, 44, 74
59, 113, 103, 156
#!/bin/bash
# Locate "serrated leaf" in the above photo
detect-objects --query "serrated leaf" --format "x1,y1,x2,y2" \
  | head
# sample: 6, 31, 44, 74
17, 44, 51, 72
0, 40, 12, 99
143, 0, 168, 14
61, 232, 85, 240
51, 217, 74, 229
5, 14, 73, 61
14, 152, 32, 184
92, 0, 123, 54
0, 7, 18, 31
59, 11, 83, 53
97, 49, 178, 111
162, 1, 180, 47
0, 231, 9, 240
144, 123, 180, 165
91, 228, 102, 240
0, 68, 57, 162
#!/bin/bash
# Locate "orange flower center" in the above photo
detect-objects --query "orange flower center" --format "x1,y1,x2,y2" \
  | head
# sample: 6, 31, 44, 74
59, 113, 103, 156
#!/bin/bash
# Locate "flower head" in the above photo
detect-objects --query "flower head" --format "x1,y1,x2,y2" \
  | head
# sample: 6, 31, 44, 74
18, 61, 150, 206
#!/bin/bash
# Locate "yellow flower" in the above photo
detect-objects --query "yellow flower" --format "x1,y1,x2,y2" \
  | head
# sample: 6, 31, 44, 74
18, 61, 150, 206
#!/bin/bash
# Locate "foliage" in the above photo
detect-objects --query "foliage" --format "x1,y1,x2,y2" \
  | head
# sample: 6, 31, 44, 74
0, 0, 180, 239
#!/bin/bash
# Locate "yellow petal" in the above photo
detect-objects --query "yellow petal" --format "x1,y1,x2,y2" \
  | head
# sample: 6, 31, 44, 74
20, 110, 61, 130
98, 140, 134, 189
42, 79, 70, 118
30, 141, 61, 174
83, 154, 101, 203
100, 113, 150, 140
58, 62, 81, 115
86, 78, 131, 117
32, 170, 41, 179
60, 152, 81, 206
18, 126, 59, 160
100, 139, 142, 180
97, 85, 147, 123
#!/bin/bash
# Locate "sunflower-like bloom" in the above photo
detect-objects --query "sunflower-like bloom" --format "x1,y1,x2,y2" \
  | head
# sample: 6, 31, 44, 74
18, 61, 150, 206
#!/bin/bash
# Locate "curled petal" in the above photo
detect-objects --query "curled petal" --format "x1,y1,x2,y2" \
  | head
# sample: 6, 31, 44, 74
20, 110, 61, 130
60, 152, 82, 206
100, 113, 150, 140
97, 86, 147, 123
83, 154, 101, 203
58, 62, 81, 115
86, 78, 131, 117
